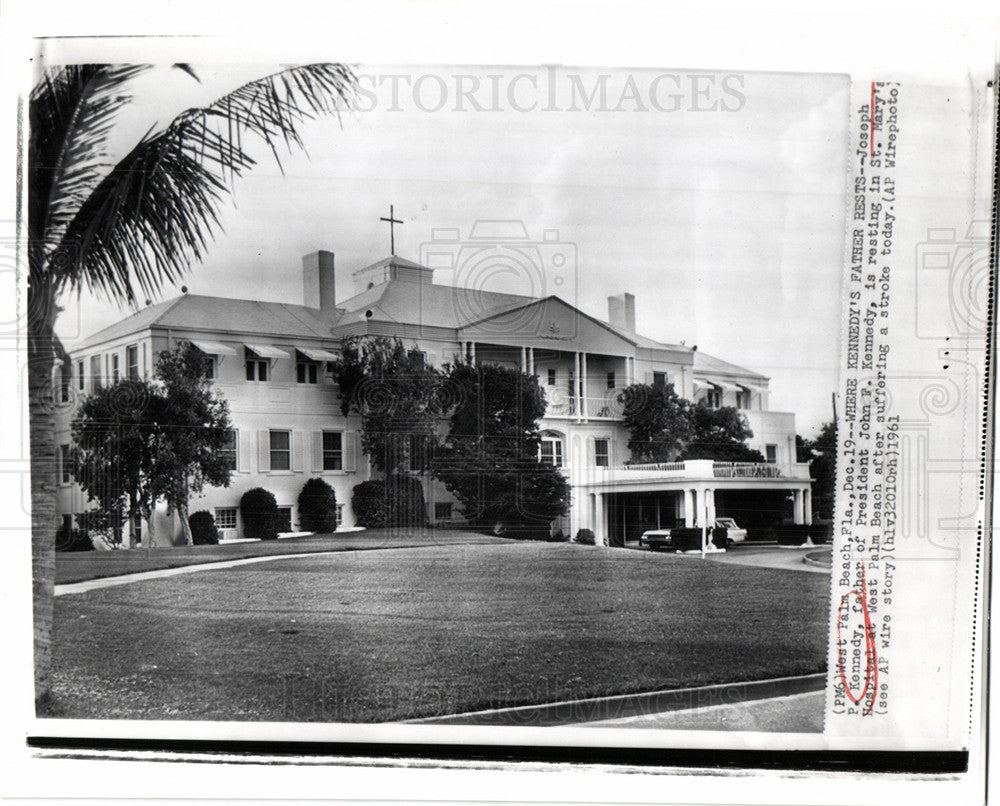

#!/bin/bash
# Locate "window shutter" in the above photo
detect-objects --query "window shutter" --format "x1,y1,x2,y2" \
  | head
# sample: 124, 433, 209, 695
311, 431, 323, 472
257, 430, 271, 472
343, 431, 357, 472
292, 431, 305, 472
238, 430, 252, 473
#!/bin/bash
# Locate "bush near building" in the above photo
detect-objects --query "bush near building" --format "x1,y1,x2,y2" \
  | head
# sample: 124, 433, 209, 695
188, 510, 220, 545
297, 478, 339, 533
240, 488, 280, 540
55, 524, 94, 552
351, 475, 426, 529
575, 528, 596, 545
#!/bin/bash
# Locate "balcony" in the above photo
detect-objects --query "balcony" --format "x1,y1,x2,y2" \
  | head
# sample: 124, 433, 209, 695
571, 459, 812, 487
543, 390, 623, 420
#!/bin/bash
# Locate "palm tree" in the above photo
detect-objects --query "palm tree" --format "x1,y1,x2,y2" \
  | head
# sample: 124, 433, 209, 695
28, 63, 356, 706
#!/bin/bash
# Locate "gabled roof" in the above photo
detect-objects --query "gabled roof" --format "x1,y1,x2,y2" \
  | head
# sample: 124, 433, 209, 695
693, 350, 769, 382
335, 280, 537, 330
351, 255, 428, 276
75, 294, 337, 351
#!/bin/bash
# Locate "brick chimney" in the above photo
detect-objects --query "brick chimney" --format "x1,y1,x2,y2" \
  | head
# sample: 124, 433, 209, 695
303, 250, 336, 311
608, 292, 636, 333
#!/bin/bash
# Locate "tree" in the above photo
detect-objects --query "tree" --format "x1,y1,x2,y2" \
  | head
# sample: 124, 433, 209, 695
68, 342, 233, 548
69, 379, 162, 548
147, 342, 234, 545
799, 421, 837, 519
29, 63, 356, 701
433, 362, 571, 533
619, 383, 692, 463
331, 336, 443, 475
679, 403, 765, 462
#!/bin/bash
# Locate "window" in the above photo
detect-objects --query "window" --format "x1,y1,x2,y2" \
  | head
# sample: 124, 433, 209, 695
408, 349, 426, 366
59, 444, 71, 484
276, 507, 292, 533
705, 388, 721, 408
126, 344, 139, 380
606, 371, 615, 390
220, 430, 237, 471
335, 504, 344, 528
296, 362, 319, 384
653, 371, 666, 388
203, 356, 216, 380
765, 444, 778, 464
246, 358, 268, 381
735, 390, 748, 409
594, 438, 610, 467
111, 354, 120, 382
322, 431, 343, 470
90, 355, 101, 390
547, 368, 556, 386
269, 430, 291, 470
77, 361, 85, 391
540, 436, 563, 467
215, 507, 237, 530
435, 502, 453, 520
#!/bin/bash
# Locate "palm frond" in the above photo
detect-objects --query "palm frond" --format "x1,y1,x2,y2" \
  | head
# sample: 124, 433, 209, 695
47, 63, 357, 306
29, 64, 152, 270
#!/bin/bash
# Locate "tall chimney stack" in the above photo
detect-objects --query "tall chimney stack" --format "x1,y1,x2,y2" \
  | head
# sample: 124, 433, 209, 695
303, 250, 336, 311
608, 292, 636, 333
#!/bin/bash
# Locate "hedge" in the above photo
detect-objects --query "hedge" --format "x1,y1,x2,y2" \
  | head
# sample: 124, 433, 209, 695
575, 528, 596, 545
55, 524, 94, 552
297, 477, 339, 533
352, 475, 426, 528
189, 510, 220, 545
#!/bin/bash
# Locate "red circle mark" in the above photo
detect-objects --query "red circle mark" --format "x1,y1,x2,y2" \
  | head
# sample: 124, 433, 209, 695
835, 563, 879, 715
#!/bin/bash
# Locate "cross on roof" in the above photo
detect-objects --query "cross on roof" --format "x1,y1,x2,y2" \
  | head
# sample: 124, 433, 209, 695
379, 204, 403, 255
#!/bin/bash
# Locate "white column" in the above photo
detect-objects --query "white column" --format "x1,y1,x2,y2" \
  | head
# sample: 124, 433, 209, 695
706, 488, 717, 526
597, 492, 607, 546
684, 489, 695, 527
626, 356, 633, 386
574, 351, 582, 422
528, 347, 534, 376
470, 342, 476, 365
793, 489, 805, 524
693, 489, 704, 527
804, 489, 813, 524
581, 352, 589, 420
520, 346, 527, 373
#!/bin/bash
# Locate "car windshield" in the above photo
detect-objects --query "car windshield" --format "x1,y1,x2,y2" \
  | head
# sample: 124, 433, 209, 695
716, 518, 737, 527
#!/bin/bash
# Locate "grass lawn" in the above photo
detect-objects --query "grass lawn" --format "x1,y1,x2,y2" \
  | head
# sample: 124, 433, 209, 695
45, 540, 831, 723
56, 528, 504, 584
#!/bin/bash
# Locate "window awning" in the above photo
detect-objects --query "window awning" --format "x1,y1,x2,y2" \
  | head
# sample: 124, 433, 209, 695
702, 376, 742, 392
297, 347, 340, 362
741, 383, 769, 394
244, 343, 291, 360
190, 339, 237, 356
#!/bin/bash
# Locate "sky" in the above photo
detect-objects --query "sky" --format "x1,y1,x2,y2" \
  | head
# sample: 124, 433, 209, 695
55, 64, 850, 435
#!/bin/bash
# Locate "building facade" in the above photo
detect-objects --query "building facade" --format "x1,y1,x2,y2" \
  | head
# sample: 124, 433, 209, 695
54, 250, 813, 546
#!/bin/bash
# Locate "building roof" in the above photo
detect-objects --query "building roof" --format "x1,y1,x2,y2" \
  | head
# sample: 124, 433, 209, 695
692, 349, 769, 382
75, 293, 336, 351
350, 255, 429, 276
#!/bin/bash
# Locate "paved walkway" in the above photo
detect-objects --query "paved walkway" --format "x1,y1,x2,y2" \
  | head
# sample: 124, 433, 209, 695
702, 544, 831, 574
577, 690, 824, 732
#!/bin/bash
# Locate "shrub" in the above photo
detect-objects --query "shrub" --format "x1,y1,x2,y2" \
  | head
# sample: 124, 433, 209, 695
352, 475, 426, 528
297, 477, 339, 533
575, 528, 596, 545
711, 526, 728, 549
774, 524, 813, 546
55, 524, 93, 552
670, 527, 706, 552
240, 487, 279, 540
188, 510, 220, 545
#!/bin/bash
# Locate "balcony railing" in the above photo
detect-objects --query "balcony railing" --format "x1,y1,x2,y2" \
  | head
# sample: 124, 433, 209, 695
544, 393, 623, 419
712, 461, 783, 479
618, 461, 687, 472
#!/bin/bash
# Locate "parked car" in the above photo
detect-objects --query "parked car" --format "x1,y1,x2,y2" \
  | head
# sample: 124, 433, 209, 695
713, 517, 747, 545
639, 518, 747, 551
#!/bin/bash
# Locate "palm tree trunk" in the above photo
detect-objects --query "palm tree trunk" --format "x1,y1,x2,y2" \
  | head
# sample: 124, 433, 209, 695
27, 282, 58, 708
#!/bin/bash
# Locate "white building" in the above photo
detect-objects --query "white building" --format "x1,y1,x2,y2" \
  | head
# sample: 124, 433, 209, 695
55, 250, 813, 546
